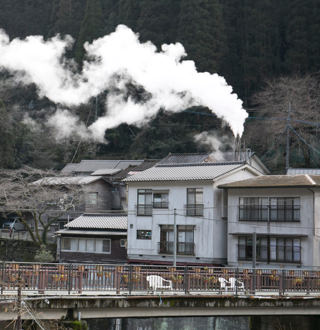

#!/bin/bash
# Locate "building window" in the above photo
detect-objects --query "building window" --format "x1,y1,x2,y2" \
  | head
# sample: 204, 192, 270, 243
186, 188, 204, 216
153, 191, 169, 208
239, 197, 268, 221
137, 189, 152, 216
102, 239, 111, 253
86, 192, 98, 206
136, 230, 152, 240
120, 239, 127, 247
239, 197, 300, 222
159, 225, 195, 255
238, 236, 301, 263
61, 237, 111, 254
270, 198, 300, 221
61, 238, 71, 250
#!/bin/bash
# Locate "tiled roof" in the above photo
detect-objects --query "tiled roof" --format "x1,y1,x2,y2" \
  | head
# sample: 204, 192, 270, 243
218, 175, 320, 188
287, 168, 320, 175
124, 162, 245, 182
60, 163, 79, 174
91, 168, 121, 176
157, 153, 210, 165
65, 214, 127, 230
32, 176, 103, 185
57, 229, 126, 236
75, 160, 143, 172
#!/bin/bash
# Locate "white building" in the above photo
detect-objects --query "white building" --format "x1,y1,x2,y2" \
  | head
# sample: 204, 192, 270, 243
219, 175, 320, 268
124, 157, 267, 265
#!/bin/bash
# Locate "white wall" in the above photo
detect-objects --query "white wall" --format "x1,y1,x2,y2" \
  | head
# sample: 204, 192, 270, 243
226, 187, 316, 268
127, 181, 219, 264
126, 166, 260, 265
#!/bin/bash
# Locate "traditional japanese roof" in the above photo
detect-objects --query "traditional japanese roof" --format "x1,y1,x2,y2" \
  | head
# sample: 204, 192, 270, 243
157, 153, 211, 165
91, 168, 121, 176
287, 168, 320, 175
75, 160, 143, 173
32, 176, 103, 185
56, 230, 126, 236
60, 163, 79, 174
124, 162, 246, 182
219, 174, 320, 189
64, 214, 127, 230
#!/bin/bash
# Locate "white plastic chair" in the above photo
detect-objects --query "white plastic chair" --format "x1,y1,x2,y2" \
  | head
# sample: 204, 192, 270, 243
218, 277, 228, 291
228, 277, 245, 291
146, 275, 173, 292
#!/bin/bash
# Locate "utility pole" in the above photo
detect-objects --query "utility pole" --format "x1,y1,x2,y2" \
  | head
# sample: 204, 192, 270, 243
16, 275, 22, 330
173, 208, 177, 267
285, 102, 292, 171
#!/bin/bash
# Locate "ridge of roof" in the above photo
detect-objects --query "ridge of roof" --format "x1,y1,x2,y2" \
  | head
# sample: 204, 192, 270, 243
156, 161, 245, 168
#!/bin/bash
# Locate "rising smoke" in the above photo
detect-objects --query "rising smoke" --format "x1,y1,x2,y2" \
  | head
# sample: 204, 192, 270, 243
0, 25, 247, 141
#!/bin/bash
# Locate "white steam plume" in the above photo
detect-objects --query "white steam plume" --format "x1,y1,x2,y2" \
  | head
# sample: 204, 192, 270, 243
0, 25, 248, 141
194, 131, 233, 161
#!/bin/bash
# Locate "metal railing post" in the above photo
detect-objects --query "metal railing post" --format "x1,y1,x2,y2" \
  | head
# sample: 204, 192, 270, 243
251, 269, 256, 295
68, 264, 72, 295
235, 268, 239, 297
128, 265, 133, 295
184, 266, 189, 294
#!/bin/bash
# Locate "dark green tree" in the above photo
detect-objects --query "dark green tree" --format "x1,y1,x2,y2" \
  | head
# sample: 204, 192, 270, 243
136, 0, 181, 46
74, 0, 105, 63
177, 0, 226, 74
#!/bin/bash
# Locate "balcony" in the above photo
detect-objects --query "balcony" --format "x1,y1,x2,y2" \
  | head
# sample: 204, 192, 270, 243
153, 201, 169, 209
185, 204, 204, 216
239, 206, 300, 222
136, 204, 153, 216
158, 241, 195, 256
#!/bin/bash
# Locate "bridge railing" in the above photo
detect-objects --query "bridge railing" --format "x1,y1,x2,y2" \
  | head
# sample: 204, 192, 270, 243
0, 262, 320, 295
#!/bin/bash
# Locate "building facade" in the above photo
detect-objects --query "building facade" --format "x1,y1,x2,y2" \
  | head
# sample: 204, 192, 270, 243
125, 161, 265, 265
219, 175, 320, 268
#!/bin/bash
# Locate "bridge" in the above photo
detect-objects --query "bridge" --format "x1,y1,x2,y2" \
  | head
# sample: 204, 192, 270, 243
0, 262, 320, 320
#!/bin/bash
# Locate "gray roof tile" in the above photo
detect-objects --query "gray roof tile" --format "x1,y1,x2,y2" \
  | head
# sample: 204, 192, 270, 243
32, 176, 103, 185
65, 214, 127, 230
124, 162, 244, 182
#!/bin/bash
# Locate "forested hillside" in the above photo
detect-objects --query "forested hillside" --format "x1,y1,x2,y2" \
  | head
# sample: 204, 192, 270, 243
0, 0, 319, 172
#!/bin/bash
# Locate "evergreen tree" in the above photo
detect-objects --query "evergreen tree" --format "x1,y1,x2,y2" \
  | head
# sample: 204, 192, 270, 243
137, 0, 181, 47
48, 0, 86, 38
74, 0, 105, 63
177, 0, 226, 74
0, 100, 15, 168
285, 0, 320, 74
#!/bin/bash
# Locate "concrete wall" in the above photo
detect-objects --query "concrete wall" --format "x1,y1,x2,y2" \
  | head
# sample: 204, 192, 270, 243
127, 180, 219, 264
127, 167, 260, 265
226, 187, 317, 268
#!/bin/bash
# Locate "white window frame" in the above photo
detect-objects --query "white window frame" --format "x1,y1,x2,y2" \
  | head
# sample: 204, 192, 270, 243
61, 237, 112, 254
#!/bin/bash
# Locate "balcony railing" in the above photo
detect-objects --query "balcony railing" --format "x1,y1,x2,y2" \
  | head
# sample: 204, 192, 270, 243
158, 241, 195, 256
185, 204, 204, 216
239, 206, 300, 222
237, 244, 301, 263
153, 201, 169, 209
136, 204, 153, 216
